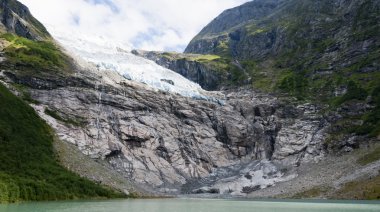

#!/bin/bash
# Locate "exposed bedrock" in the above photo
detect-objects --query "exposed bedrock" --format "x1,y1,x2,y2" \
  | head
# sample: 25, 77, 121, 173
2, 69, 330, 195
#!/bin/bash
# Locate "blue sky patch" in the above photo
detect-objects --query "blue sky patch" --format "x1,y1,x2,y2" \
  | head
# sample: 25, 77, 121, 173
85, 0, 119, 13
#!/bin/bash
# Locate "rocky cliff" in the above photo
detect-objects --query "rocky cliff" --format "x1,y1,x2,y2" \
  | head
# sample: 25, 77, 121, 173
0, 62, 330, 195
139, 0, 380, 146
0, 0, 379, 199
184, 0, 380, 100
0, 0, 50, 40
131, 50, 231, 90
137, 0, 380, 101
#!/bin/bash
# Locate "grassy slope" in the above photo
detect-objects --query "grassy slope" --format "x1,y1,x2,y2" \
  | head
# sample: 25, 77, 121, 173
0, 33, 72, 75
0, 83, 125, 203
291, 176, 380, 200
186, 0, 380, 98
158, 52, 254, 87
283, 143, 380, 200
180, 0, 380, 141
332, 175, 380, 200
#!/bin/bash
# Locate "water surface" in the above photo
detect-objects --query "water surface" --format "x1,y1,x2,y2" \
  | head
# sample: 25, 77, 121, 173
1, 198, 379, 212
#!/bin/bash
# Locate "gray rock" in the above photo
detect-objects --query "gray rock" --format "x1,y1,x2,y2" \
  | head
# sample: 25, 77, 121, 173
0, 0, 50, 40
2, 68, 332, 195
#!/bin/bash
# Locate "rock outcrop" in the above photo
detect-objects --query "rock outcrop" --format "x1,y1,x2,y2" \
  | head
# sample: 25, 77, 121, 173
185, 0, 285, 55
131, 50, 229, 91
185, 0, 380, 59
0, 0, 50, 40
184, 0, 380, 101
0, 0, 378, 198
1, 67, 330, 195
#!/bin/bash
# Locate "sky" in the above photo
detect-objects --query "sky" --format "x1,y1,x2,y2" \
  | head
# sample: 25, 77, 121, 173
19, 0, 250, 52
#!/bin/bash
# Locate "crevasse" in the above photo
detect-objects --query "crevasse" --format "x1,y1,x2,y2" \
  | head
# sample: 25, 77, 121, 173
48, 27, 209, 99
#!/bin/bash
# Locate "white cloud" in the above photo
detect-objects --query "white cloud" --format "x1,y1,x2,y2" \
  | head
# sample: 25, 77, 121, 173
18, 0, 250, 52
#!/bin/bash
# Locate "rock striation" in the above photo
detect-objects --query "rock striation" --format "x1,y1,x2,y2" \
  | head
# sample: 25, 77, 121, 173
1, 67, 329, 195
0, 0, 378, 198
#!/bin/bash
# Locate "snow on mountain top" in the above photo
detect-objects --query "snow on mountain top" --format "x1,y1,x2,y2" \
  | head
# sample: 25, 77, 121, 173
48, 27, 210, 99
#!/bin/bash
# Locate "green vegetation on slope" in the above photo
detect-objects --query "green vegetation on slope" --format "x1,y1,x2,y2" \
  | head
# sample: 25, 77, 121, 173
291, 175, 380, 200
332, 175, 380, 200
163, 53, 221, 62
178, 0, 380, 144
291, 186, 330, 199
0, 33, 70, 72
44, 108, 85, 128
185, 0, 380, 99
0, 83, 124, 203
354, 85, 380, 137
357, 145, 380, 166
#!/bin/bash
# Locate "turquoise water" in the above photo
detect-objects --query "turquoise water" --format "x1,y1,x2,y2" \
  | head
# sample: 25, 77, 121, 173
1, 199, 380, 212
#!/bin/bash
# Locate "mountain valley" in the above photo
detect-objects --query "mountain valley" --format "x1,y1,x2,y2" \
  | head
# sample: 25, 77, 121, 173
0, 0, 379, 202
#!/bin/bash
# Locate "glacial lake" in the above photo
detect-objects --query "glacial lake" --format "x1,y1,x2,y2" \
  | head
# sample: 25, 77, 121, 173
1, 198, 380, 212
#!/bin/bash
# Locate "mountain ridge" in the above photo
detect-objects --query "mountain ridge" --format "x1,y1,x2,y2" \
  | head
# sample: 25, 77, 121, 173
0, 0, 379, 201
0, 0, 50, 40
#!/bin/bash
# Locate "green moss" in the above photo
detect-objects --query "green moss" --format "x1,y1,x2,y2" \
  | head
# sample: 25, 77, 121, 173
161, 52, 177, 60
314, 38, 335, 53
333, 81, 368, 106
278, 70, 309, 100
183, 0, 379, 140
357, 146, 380, 166
0, 33, 69, 72
44, 108, 85, 127
0, 83, 124, 203
353, 85, 380, 137
188, 54, 221, 62
245, 23, 269, 36
11, 83, 40, 104
292, 186, 329, 199
215, 40, 231, 57
226, 63, 248, 84
324, 115, 363, 147
332, 175, 380, 200
352, 0, 380, 41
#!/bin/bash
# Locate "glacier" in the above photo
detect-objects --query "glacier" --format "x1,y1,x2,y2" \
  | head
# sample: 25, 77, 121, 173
48, 27, 211, 99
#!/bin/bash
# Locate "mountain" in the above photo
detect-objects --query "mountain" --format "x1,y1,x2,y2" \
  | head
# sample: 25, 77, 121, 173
185, 0, 380, 137
0, 0, 129, 203
0, 0, 379, 201
48, 27, 213, 100
0, 0, 50, 40
0, 83, 125, 203
184, 0, 380, 97
132, 0, 380, 198
138, 0, 380, 139
139, 0, 380, 98
131, 50, 231, 90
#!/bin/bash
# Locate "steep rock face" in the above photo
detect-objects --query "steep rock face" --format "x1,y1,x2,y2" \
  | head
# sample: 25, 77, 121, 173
185, 0, 285, 54
184, 0, 380, 101
139, 0, 380, 110
1, 0, 377, 198
185, 0, 380, 58
1, 67, 329, 195
0, 0, 50, 40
